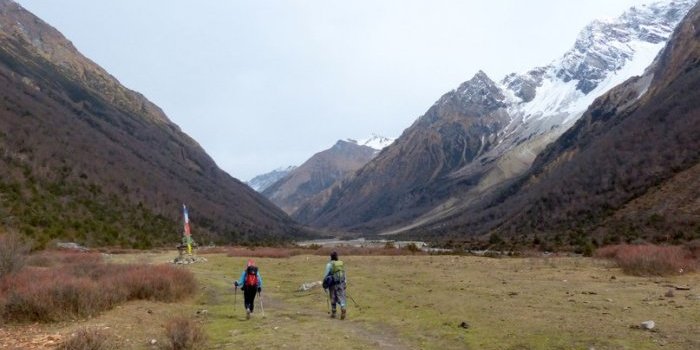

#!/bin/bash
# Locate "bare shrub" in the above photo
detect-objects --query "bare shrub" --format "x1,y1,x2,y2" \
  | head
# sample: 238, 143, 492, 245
111, 264, 197, 302
163, 317, 207, 350
404, 243, 421, 253
0, 268, 111, 322
594, 245, 621, 259
317, 245, 425, 256
26, 250, 103, 268
0, 231, 30, 278
196, 246, 229, 254
226, 246, 300, 258
686, 240, 700, 259
0, 251, 196, 323
595, 244, 698, 276
222, 244, 428, 259
57, 327, 115, 350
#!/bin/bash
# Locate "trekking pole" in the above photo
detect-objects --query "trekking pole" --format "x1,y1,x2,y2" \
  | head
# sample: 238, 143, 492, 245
233, 286, 237, 312
259, 291, 265, 317
346, 292, 361, 309
324, 289, 331, 314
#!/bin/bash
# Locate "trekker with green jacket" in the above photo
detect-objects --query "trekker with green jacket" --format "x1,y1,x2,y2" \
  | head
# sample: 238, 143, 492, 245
323, 251, 347, 319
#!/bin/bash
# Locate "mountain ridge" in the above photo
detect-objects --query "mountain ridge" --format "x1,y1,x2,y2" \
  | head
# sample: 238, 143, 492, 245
409, 0, 700, 246
0, 0, 307, 247
296, 0, 695, 235
263, 139, 383, 215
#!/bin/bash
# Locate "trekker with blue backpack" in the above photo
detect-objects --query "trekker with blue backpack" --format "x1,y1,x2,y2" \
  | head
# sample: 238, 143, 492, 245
323, 251, 347, 319
234, 259, 263, 319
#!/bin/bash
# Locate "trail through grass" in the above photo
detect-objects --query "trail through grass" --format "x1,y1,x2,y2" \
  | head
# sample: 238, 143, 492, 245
187, 254, 699, 349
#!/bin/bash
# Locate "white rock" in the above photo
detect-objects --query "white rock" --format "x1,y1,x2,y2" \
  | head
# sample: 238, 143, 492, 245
298, 281, 322, 291
641, 320, 655, 330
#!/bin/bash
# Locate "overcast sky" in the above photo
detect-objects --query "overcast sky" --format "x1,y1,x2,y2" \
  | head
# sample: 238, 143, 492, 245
17, 0, 653, 181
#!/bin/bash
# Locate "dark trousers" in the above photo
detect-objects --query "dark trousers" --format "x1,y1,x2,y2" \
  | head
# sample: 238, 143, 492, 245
329, 281, 347, 310
243, 287, 257, 312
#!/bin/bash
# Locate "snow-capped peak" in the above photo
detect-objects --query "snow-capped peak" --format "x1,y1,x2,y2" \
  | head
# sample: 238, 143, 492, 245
552, 0, 694, 94
346, 134, 395, 150
500, 0, 693, 130
357, 134, 395, 150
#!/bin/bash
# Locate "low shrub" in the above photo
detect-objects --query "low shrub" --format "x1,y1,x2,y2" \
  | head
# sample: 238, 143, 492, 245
404, 243, 421, 253
686, 240, 700, 259
224, 245, 426, 259
57, 327, 115, 350
0, 232, 30, 278
163, 317, 207, 350
595, 244, 698, 276
196, 246, 230, 254
0, 252, 196, 323
317, 246, 420, 256
0, 268, 108, 322
26, 250, 103, 268
112, 264, 197, 302
226, 246, 302, 259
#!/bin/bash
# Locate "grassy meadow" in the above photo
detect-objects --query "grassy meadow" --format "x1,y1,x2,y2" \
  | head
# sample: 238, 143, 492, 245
1, 250, 699, 349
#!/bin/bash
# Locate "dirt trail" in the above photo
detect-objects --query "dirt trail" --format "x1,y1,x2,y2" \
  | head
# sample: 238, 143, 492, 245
263, 291, 414, 350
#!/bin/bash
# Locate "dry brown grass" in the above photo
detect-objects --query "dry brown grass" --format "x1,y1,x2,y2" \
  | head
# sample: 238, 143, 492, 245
57, 327, 115, 350
595, 244, 698, 276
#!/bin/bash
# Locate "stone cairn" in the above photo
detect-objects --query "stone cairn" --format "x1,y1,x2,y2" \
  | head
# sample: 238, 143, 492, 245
172, 243, 207, 264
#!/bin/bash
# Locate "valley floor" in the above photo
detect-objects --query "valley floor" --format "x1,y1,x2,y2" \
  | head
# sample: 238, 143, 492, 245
2, 253, 699, 349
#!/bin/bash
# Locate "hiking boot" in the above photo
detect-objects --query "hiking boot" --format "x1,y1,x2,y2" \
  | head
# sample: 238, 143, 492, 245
246, 309, 251, 320
330, 310, 336, 319
341, 309, 346, 320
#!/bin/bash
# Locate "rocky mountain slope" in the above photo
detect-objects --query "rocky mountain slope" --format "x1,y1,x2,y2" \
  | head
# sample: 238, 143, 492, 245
247, 166, 296, 192
296, 0, 695, 234
263, 136, 393, 215
0, 0, 306, 247
248, 135, 393, 195
414, 0, 700, 246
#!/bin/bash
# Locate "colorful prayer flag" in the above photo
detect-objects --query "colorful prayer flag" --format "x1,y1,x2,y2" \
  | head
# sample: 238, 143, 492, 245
183, 204, 191, 237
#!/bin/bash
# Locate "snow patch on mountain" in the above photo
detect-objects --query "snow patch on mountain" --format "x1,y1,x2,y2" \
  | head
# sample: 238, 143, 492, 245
359, 134, 395, 150
348, 134, 395, 150
494, 0, 692, 146
448, 0, 693, 183
247, 166, 297, 192
512, 39, 665, 125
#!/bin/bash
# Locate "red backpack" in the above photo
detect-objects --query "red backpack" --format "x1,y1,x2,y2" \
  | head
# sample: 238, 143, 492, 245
244, 265, 259, 287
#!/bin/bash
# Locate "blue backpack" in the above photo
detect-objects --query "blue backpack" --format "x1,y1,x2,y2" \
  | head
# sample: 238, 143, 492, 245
323, 260, 345, 288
